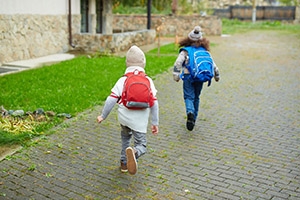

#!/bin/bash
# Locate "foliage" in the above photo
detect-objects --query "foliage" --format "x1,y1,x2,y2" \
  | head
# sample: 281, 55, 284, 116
113, 0, 173, 14
113, 0, 210, 15
113, 4, 146, 14
113, 0, 299, 15
0, 46, 177, 145
1, 116, 37, 134
113, 0, 173, 10
279, 0, 299, 6
177, 0, 208, 15
0, 114, 61, 145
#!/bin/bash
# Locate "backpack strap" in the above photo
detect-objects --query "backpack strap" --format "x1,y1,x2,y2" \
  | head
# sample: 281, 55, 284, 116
179, 46, 194, 80
124, 69, 146, 77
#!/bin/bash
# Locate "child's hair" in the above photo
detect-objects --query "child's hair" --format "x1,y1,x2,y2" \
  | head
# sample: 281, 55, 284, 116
178, 37, 210, 51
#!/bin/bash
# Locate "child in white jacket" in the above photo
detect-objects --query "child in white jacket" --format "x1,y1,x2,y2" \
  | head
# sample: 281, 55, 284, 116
97, 45, 159, 175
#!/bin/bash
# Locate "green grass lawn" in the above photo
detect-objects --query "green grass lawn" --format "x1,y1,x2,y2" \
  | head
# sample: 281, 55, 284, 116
1, 19, 299, 146
221, 18, 300, 35
0, 44, 178, 146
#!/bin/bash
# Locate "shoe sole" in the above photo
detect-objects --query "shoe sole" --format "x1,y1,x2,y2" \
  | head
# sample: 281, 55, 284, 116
126, 147, 137, 175
120, 163, 128, 173
186, 113, 195, 131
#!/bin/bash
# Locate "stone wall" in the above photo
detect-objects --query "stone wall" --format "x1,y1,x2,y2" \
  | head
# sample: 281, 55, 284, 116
113, 14, 222, 37
72, 14, 221, 53
0, 13, 156, 65
0, 13, 221, 66
0, 14, 81, 66
72, 29, 156, 53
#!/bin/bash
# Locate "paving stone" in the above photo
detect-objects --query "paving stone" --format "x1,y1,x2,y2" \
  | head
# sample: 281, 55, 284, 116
0, 31, 299, 199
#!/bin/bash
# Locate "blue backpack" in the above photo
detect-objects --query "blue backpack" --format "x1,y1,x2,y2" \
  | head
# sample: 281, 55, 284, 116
180, 46, 214, 86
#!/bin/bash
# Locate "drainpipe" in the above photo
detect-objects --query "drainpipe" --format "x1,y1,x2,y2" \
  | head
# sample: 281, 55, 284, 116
147, 0, 151, 29
68, 0, 75, 48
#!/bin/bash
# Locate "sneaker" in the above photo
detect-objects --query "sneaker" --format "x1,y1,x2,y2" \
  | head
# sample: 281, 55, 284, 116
186, 112, 195, 131
126, 147, 138, 175
120, 161, 128, 173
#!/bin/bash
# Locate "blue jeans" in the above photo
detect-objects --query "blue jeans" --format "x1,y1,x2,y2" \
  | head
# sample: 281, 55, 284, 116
183, 75, 203, 120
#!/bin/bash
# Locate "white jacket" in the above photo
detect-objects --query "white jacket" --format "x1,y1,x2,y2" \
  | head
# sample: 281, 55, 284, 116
101, 66, 158, 133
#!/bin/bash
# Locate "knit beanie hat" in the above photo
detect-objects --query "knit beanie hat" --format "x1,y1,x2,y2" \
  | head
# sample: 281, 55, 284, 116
188, 26, 203, 41
126, 45, 146, 68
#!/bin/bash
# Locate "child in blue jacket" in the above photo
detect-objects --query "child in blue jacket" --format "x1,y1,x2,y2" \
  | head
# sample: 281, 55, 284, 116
173, 26, 220, 131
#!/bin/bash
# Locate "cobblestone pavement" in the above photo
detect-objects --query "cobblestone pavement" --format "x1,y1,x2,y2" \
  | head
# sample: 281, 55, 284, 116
1, 30, 299, 200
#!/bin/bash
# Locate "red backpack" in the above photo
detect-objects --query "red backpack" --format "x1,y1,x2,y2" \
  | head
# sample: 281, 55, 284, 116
121, 70, 155, 109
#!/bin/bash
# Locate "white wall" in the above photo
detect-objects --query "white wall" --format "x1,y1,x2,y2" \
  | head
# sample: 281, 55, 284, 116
0, 0, 80, 15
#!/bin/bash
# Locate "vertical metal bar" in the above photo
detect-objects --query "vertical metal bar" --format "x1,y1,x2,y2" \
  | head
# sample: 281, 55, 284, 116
86, 0, 89, 32
147, 0, 151, 29
68, 0, 75, 47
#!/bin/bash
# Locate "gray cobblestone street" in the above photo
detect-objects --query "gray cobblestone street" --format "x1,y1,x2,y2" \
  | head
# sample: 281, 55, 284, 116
1, 30, 299, 199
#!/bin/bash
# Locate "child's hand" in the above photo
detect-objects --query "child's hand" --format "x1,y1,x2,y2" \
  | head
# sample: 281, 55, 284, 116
97, 116, 104, 123
151, 125, 159, 135
173, 74, 180, 82
214, 75, 220, 82
214, 67, 220, 82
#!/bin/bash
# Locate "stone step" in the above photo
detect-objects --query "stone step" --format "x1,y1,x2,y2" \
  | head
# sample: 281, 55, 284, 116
0, 53, 75, 76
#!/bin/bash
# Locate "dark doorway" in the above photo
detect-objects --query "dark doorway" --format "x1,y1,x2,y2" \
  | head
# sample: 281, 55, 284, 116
81, 0, 89, 33
96, 0, 103, 33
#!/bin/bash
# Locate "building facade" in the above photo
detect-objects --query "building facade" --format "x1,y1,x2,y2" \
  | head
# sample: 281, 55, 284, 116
0, 0, 156, 65
0, 0, 224, 66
